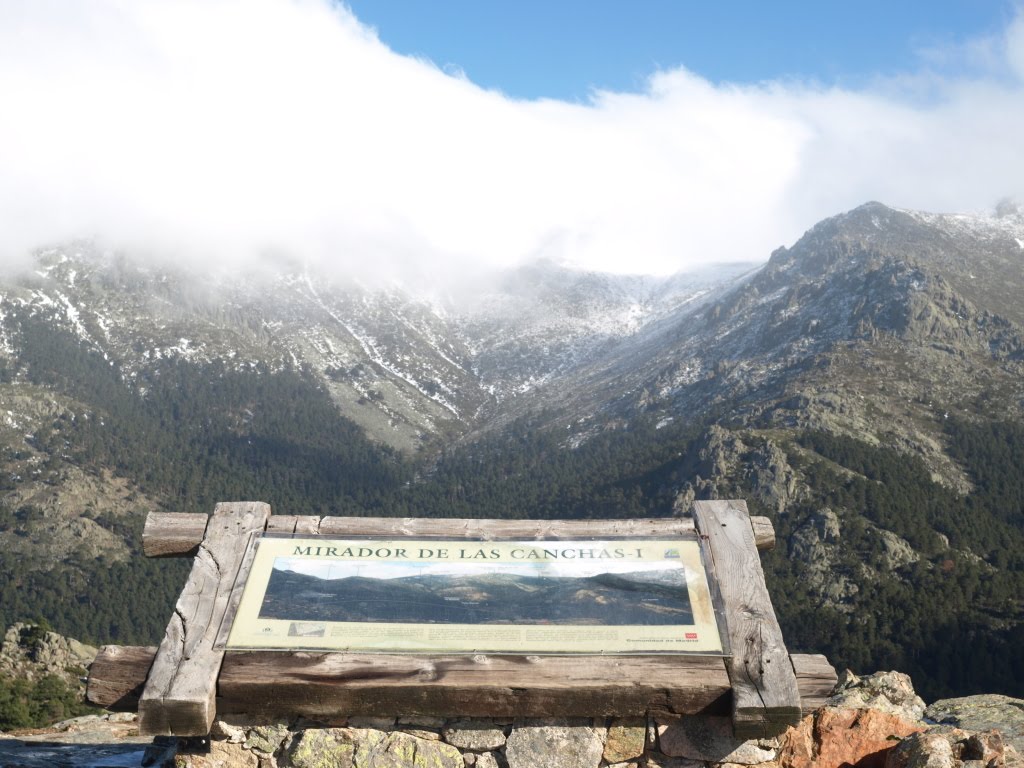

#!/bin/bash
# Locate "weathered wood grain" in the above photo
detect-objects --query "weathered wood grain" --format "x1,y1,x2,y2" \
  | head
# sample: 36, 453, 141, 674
293, 515, 322, 535
693, 500, 801, 738
264, 516, 298, 534
141, 513, 776, 555
213, 529, 264, 650
89, 646, 834, 720
791, 653, 838, 714
86, 645, 158, 710
143, 512, 209, 558
217, 652, 732, 719
138, 502, 271, 737
750, 516, 776, 552
313, 516, 699, 539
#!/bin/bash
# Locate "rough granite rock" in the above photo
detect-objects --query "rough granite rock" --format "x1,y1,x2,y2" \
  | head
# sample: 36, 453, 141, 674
882, 726, 1019, 768
245, 723, 291, 755
603, 718, 646, 763
360, 731, 463, 768
441, 720, 507, 750
505, 721, 604, 768
175, 739, 260, 768
926, 695, 1024, 752
401, 728, 441, 741
286, 727, 359, 768
657, 716, 775, 764
884, 731, 957, 768
211, 720, 249, 745
788, 509, 859, 606
0, 623, 98, 690
473, 752, 499, 768
829, 670, 927, 721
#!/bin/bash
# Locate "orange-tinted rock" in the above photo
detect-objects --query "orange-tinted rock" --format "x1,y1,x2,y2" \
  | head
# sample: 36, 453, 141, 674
778, 707, 925, 768
777, 714, 816, 768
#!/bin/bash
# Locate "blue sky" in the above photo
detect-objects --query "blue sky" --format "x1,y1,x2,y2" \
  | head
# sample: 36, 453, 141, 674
345, 1, 1018, 99
1, 0, 1022, 280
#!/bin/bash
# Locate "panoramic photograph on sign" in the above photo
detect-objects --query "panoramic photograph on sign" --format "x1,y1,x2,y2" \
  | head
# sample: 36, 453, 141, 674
224, 536, 724, 654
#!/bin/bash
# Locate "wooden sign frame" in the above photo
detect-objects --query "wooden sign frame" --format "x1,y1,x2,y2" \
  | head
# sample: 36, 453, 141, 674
87, 501, 834, 740
219, 532, 726, 656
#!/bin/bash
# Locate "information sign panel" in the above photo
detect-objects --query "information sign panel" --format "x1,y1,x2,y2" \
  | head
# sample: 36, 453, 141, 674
225, 536, 724, 654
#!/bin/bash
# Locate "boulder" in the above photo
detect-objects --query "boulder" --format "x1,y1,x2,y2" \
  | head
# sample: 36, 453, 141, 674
884, 726, 1018, 768
244, 722, 290, 755
603, 718, 646, 763
505, 721, 604, 768
656, 716, 775, 764
287, 727, 360, 768
0, 623, 97, 687
884, 731, 957, 768
829, 670, 927, 721
360, 731, 463, 768
926, 694, 1024, 752
441, 720, 507, 750
174, 739, 259, 768
777, 706, 925, 768
473, 753, 499, 768
877, 528, 919, 568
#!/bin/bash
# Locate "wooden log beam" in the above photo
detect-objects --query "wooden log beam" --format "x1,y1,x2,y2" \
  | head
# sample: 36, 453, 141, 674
138, 502, 272, 737
314, 516, 698, 539
791, 653, 838, 715
86, 645, 158, 711
143, 512, 210, 558
693, 500, 801, 739
217, 652, 732, 720
141, 513, 775, 557
750, 516, 776, 552
89, 646, 834, 718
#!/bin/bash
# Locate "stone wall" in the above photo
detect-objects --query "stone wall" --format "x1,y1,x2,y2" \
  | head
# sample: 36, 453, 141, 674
3, 668, 1023, 768
172, 672, 1024, 768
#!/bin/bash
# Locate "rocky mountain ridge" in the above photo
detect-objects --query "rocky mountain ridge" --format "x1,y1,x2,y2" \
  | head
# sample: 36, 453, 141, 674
2, 201, 1020, 472
0, 246, 756, 453
517, 202, 1024, 488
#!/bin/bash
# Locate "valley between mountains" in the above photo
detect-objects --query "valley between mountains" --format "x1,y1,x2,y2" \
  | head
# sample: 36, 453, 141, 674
0, 201, 1022, 700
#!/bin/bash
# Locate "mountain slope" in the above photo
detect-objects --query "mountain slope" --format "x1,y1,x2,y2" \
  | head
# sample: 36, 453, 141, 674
0, 201, 1022, 698
515, 202, 1024, 489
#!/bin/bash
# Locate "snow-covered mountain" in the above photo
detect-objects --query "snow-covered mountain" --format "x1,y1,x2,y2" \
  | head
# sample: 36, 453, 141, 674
498, 201, 1024, 482
0, 247, 757, 452
2, 199, 1023, 477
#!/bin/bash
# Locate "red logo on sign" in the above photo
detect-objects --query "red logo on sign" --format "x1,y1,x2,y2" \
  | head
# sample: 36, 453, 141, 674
685, 633, 698, 639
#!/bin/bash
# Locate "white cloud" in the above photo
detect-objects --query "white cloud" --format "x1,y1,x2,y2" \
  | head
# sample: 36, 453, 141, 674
1, 0, 1022, 282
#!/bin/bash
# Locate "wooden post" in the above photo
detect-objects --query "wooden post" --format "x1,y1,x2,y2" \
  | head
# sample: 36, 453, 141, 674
142, 512, 209, 558
138, 502, 271, 737
693, 500, 802, 738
